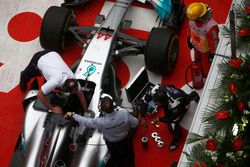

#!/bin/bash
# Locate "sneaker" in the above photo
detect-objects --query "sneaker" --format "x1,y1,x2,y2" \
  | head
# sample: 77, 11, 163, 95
169, 138, 180, 151
190, 91, 200, 103
19, 71, 27, 92
194, 92, 200, 103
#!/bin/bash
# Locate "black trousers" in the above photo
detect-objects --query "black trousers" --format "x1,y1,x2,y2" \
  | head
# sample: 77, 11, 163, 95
167, 122, 182, 141
167, 91, 199, 141
105, 135, 135, 167
21, 50, 51, 84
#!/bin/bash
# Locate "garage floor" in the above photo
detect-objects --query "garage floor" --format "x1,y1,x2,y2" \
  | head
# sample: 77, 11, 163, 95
0, 0, 232, 166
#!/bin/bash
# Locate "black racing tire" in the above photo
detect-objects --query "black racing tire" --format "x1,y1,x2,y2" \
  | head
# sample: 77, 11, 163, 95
145, 28, 179, 75
40, 6, 74, 52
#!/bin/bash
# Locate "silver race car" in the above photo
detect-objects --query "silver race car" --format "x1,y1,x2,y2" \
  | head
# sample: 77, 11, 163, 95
10, 0, 185, 166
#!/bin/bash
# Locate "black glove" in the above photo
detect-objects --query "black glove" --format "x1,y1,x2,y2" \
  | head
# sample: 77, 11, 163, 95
187, 37, 193, 49
208, 52, 215, 62
144, 93, 152, 103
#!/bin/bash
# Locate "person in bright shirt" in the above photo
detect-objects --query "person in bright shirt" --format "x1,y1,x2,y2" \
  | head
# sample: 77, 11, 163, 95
186, 2, 219, 77
20, 50, 88, 114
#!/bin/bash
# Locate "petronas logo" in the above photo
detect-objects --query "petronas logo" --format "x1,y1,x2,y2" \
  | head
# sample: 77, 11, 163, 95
83, 64, 96, 77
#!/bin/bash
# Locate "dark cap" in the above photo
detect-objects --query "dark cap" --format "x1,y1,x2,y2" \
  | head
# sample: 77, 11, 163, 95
62, 79, 78, 92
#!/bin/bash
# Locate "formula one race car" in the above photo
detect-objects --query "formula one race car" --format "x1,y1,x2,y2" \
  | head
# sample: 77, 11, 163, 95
10, 0, 185, 167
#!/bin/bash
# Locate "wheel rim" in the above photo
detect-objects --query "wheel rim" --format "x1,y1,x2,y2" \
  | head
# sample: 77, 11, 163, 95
61, 12, 73, 49
165, 37, 179, 73
169, 38, 179, 67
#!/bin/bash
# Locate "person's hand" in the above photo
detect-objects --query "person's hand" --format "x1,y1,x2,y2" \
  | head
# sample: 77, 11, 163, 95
64, 112, 74, 119
131, 110, 138, 117
152, 117, 159, 124
52, 106, 63, 114
187, 37, 193, 49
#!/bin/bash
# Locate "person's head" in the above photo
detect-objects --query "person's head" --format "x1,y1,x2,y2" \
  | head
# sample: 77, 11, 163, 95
152, 89, 169, 106
100, 94, 115, 113
62, 79, 78, 93
186, 2, 212, 24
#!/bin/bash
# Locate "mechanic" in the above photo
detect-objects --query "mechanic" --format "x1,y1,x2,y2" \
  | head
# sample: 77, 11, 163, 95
135, 84, 199, 151
19, 50, 88, 114
186, 2, 219, 77
65, 94, 138, 167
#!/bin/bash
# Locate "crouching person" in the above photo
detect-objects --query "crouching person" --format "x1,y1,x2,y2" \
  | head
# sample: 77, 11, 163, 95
132, 84, 200, 151
151, 84, 200, 151
65, 94, 138, 167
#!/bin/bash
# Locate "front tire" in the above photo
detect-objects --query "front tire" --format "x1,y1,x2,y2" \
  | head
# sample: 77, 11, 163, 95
145, 28, 179, 75
40, 6, 74, 52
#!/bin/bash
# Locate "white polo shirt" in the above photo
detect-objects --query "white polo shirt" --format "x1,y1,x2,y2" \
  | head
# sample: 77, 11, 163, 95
37, 51, 75, 95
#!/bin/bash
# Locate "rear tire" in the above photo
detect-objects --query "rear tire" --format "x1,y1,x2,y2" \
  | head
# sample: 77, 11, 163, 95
145, 28, 179, 75
40, 6, 74, 52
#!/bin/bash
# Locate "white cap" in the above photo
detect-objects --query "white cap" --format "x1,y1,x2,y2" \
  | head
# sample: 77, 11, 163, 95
100, 93, 113, 100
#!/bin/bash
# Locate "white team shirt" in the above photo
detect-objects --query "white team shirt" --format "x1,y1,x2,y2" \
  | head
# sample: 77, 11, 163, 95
37, 51, 75, 95
73, 107, 138, 142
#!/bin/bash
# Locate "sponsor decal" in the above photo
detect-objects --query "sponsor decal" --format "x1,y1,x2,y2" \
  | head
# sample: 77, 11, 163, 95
84, 64, 96, 77
97, 32, 112, 40
84, 59, 102, 65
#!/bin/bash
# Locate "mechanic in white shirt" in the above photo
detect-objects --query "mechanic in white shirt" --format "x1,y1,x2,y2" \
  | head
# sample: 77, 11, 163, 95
65, 94, 138, 167
20, 50, 88, 114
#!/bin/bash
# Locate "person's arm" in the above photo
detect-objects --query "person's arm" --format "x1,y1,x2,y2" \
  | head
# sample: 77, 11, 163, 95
207, 25, 219, 54
37, 90, 62, 113
128, 111, 139, 128
76, 90, 88, 112
156, 113, 178, 123
65, 112, 97, 128
187, 22, 193, 49
39, 78, 63, 113
156, 106, 172, 123
158, 110, 177, 123
159, 100, 187, 123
